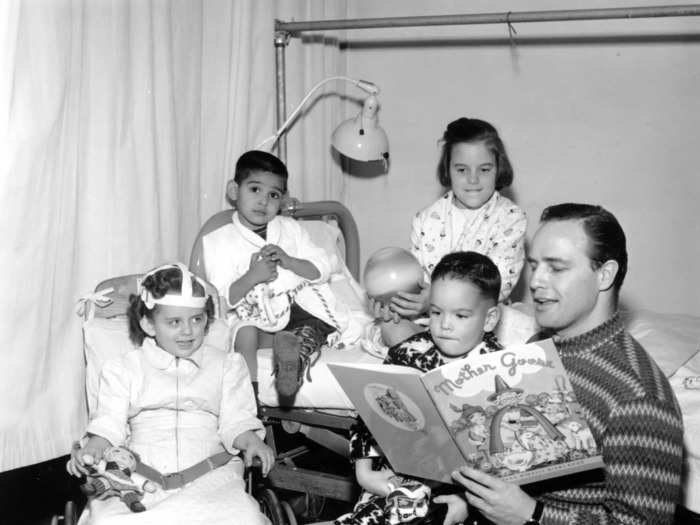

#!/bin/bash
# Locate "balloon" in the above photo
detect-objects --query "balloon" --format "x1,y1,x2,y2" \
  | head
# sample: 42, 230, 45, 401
363, 247, 424, 303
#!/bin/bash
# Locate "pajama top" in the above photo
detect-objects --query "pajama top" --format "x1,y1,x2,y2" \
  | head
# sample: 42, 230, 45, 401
410, 191, 526, 301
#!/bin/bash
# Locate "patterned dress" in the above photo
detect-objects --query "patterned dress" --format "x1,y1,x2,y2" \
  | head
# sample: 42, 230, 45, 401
410, 191, 526, 301
335, 330, 502, 525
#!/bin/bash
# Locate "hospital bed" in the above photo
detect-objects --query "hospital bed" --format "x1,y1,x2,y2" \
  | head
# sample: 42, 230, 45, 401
63, 199, 700, 524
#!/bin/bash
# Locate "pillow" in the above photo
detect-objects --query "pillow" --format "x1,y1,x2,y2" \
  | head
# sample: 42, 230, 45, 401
622, 309, 700, 377
299, 219, 367, 314
505, 304, 700, 378
298, 219, 345, 274
496, 304, 538, 347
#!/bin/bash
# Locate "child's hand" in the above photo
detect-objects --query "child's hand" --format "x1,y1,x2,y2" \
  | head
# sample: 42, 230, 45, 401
244, 440, 275, 477
234, 431, 276, 477
66, 435, 111, 478
433, 494, 468, 525
259, 244, 291, 269
368, 297, 401, 323
389, 281, 430, 318
247, 252, 278, 284
356, 465, 397, 497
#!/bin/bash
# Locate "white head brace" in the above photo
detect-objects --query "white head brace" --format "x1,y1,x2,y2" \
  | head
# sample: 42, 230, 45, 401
139, 263, 209, 310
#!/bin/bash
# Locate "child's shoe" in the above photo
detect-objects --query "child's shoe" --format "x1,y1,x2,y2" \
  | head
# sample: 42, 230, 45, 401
272, 328, 323, 401
272, 331, 304, 399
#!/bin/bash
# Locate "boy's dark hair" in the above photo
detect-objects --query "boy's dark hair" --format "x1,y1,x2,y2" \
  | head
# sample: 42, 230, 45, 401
431, 251, 501, 304
437, 117, 513, 190
234, 150, 288, 190
127, 267, 215, 346
540, 203, 628, 293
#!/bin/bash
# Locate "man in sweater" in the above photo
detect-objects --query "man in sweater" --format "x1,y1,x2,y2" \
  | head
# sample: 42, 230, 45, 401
452, 203, 683, 525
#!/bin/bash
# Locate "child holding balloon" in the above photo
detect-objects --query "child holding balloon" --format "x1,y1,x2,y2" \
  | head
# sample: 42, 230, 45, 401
373, 117, 527, 346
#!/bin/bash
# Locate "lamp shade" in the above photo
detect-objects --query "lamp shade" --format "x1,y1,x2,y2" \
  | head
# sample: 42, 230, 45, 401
331, 95, 389, 163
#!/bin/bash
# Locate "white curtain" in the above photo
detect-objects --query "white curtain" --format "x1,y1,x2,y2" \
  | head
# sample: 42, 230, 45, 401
0, 0, 346, 471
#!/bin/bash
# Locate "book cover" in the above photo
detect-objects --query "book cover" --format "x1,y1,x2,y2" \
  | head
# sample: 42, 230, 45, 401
328, 339, 604, 485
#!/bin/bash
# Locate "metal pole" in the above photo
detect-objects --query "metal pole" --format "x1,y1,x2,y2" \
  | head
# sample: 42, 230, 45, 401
275, 4, 700, 33
274, 30, 290, 163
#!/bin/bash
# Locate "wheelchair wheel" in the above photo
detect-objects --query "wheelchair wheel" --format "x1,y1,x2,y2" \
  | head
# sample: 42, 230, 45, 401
49, 500, 78, 525
258, 488, 287, 525
281, 500, 297, 525
64, 500, 78, 525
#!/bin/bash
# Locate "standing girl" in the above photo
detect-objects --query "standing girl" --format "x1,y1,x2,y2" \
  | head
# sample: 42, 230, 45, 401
376, 118, 527, 346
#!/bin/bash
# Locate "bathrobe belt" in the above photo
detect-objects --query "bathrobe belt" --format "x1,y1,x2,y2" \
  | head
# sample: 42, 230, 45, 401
134, 450, 234, 490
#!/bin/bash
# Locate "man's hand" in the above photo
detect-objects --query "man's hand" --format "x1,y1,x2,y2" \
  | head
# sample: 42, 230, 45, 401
452, 466, 536, 525
433, 494, 468, 525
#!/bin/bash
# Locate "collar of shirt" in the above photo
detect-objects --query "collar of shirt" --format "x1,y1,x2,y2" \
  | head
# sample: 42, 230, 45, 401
232, 211, 280, 247
142, 338, 203, 371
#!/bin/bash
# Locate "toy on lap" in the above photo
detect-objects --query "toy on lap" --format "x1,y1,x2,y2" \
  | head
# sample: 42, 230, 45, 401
80, 445, 156, 513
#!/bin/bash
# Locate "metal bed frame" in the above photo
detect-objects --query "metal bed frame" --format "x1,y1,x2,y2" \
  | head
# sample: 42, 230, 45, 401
271, 4, 700, 162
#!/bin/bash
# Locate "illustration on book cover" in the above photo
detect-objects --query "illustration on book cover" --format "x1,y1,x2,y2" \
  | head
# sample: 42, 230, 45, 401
420, 341, 600, 480
365, 383, 426, 432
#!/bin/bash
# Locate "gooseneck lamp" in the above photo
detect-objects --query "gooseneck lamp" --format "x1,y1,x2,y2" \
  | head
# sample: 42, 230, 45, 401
256, 76, 389, 168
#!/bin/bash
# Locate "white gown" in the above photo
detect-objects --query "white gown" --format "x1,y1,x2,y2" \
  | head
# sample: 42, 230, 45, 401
78, 338, 270, 525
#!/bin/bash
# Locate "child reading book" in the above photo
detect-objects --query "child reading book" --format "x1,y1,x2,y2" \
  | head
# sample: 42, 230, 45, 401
335, 251, 503, 525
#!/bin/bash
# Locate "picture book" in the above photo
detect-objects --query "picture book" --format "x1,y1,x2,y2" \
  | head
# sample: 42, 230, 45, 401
328, 339, 604, 485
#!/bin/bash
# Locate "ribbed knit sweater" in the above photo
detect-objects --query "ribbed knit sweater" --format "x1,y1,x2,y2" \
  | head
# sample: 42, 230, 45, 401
536, 313, 684, 524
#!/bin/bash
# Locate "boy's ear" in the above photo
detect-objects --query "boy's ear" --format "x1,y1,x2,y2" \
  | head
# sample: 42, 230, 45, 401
597, 260, 619, 292
139, 316, 156, 337
484, 304, 501, 333
225, 180, 238, 205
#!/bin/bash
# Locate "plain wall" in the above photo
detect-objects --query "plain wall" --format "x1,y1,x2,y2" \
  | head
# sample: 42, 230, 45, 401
335, 0, 700, 316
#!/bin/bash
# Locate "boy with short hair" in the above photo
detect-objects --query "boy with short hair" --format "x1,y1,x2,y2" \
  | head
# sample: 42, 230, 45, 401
202, 150, 364, 401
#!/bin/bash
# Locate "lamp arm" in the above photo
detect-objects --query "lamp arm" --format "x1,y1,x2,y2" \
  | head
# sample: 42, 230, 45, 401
255, 76, 380, 150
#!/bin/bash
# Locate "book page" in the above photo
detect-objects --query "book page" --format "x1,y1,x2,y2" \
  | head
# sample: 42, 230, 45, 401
420, 340, 604, 485
328, 363, 467, 484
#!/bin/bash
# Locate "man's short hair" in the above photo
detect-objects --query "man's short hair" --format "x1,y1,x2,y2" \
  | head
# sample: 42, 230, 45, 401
540, 203, 628, 292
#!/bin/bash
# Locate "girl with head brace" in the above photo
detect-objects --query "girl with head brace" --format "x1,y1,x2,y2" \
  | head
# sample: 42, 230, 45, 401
68, 263, 273, 523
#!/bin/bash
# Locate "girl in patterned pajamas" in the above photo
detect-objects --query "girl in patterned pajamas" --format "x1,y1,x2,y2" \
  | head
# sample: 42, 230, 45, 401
374, 118, 527, 347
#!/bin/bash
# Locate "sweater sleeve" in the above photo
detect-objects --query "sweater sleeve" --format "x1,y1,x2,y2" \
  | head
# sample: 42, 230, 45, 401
540, 395, 683, 525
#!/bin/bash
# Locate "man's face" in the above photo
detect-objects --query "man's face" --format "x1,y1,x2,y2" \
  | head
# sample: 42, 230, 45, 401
528, 220, 604, 338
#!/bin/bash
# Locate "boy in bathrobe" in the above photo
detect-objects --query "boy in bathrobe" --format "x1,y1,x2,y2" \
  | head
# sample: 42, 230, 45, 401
202, 150, 363, 402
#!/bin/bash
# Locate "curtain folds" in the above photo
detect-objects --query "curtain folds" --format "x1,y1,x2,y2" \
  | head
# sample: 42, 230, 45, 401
0, 0, 346, 471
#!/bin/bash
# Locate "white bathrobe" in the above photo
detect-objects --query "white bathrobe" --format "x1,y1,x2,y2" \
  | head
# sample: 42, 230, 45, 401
203, 212, 364, 347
